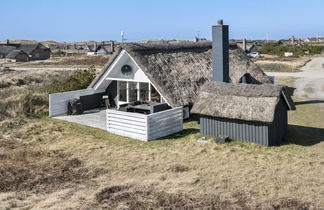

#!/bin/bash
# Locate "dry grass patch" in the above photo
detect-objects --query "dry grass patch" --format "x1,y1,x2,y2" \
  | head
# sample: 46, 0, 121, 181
5, 55, 111, 68
92, 184, 312, 210
254, 55, 310, 72
0, 139, 96, 193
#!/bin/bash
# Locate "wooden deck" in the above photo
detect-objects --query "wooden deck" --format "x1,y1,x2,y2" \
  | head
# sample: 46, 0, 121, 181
53, 109, 106, 130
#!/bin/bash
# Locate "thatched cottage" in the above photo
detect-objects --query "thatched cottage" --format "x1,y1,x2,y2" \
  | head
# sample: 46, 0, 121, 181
18, 43, 51, 60
0, 42, 51, 61
49, 20, 294, 145
6, 50, 29, 62
88, 41, 272, 112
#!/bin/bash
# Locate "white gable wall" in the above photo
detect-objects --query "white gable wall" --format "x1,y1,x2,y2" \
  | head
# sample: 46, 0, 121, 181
93, 50, 170, 105
94, 50, 150, 90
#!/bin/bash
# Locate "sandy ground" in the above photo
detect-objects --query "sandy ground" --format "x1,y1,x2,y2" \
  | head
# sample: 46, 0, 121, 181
267, 57, 324, 99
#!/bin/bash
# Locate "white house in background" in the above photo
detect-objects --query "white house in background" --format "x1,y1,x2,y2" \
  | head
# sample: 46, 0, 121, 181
284, 52, 294, 57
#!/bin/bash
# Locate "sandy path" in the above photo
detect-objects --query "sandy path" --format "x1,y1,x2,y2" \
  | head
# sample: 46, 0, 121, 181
266, 57, 324, 99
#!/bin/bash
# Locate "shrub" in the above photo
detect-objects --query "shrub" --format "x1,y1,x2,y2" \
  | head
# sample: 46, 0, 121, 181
52, 50, 66, 56
44, 65, 96, 94
260, 43, 324, 57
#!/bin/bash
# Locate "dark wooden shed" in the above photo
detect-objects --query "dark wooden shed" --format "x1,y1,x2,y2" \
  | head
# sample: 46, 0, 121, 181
191, 82, 295, 146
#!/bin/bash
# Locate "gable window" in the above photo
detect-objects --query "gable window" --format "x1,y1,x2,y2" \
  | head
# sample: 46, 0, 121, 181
35, 53, 40, 58
128, 82, 138, 102
117, 81, 162, 105
151, 84, 161, 102
119, 81, 127, 102
139, 83, 149, 101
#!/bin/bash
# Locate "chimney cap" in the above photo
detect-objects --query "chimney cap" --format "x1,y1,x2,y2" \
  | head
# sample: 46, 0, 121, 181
217, 19, 223, 25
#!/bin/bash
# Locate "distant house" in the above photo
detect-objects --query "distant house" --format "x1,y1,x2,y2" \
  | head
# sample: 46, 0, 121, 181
0, 42, 51, 60
86, 42, 115, 55
95, 44, 114, 55
5, 50, 29, 62
18, 43, 51, 60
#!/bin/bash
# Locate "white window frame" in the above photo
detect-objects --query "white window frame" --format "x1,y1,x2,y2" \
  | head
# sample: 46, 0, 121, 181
116, 80, 163, 107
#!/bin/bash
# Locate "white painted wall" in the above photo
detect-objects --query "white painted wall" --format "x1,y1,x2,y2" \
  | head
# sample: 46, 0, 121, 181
49, 88, 104, 117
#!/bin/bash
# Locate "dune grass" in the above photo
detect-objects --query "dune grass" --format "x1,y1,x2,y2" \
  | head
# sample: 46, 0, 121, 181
1, 70, 324, 209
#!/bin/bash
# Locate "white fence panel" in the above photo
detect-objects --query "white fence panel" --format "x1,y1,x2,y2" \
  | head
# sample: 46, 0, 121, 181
106, 107, 183, 141
147, 107, 183, 140
107, 110, 148, 141
49, 88, 104, 117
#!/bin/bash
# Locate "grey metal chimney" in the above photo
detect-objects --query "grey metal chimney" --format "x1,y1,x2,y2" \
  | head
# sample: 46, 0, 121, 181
212, 19, 229, 83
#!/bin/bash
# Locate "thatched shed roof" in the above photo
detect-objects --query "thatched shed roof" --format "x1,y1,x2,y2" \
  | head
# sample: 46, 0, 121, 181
6, 50, 28, 59
191, 82, 295, 123
90, 41, 272, 107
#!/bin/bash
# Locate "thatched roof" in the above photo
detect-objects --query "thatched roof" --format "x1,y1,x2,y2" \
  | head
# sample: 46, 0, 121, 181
191, 82, 295, 123
95, 44, 113, 53
90, 41, 272, 107
0, 43, 50, 56
0, 44, 17, 55
5, 50, 28, 59
18, 43, 49, 54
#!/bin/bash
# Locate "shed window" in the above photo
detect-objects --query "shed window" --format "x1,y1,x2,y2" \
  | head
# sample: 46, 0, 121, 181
35, 53, 40, 58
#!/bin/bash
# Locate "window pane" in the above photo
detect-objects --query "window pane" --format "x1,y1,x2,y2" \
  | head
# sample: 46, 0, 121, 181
129, 82, 138, 102
151, 84, 161, 102
119, 81, 127, 102
139, 83, 149, 101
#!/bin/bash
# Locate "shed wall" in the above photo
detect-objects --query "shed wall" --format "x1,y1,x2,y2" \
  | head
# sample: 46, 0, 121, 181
268, 97, 288, 145
200, 116, 271, 146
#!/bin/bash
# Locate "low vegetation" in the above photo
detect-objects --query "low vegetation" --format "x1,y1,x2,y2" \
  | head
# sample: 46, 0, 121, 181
260, 43, 324, 57
43, 66, 96, 94
0, 70, 323, 209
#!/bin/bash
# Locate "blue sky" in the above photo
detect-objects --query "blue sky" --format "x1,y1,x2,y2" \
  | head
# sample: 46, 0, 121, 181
1, 0, 323, 42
